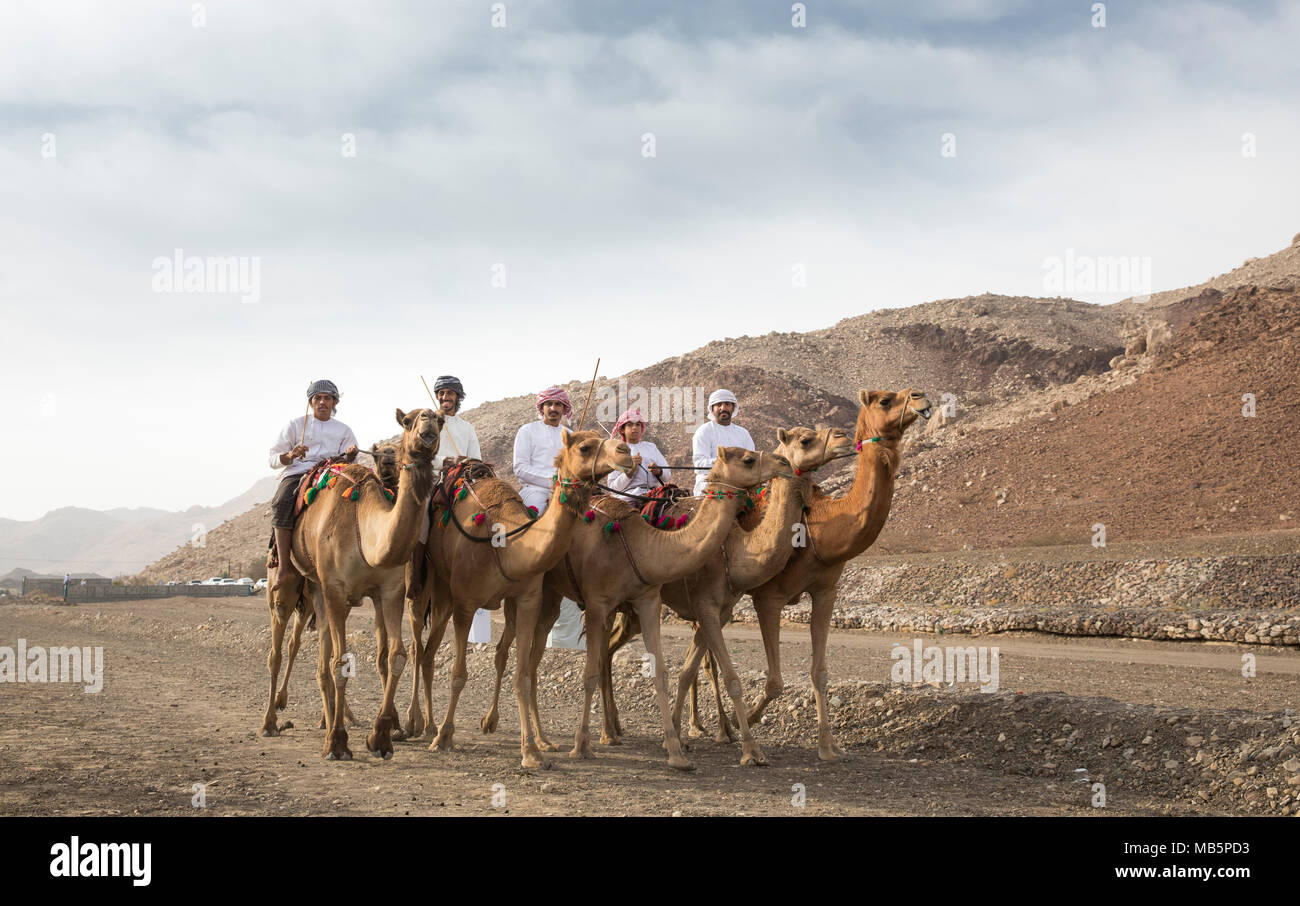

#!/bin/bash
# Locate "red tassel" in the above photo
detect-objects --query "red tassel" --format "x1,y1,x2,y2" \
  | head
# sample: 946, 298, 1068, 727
675, 514, 689, 528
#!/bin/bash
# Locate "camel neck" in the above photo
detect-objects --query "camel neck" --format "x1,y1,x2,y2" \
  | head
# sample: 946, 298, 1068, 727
727, 474, 810, 586
807, 433, 899, 565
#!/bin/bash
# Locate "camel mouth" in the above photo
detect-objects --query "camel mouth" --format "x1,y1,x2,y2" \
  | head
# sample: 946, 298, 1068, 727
918, 407, 932, 420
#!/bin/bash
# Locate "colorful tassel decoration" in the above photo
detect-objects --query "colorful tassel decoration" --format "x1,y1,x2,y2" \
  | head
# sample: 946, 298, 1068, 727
583, 509, 596, 524
383, 488, 395, 502
305, 487, 318, 504
440, 509, 451, 526
349, 487, 360, 502
456, 485, 468, 501
658, 515, 672, 528
641, 513, 650, 522
675, 514, 689, 528
603, 520, 620, 536
527, 505, 539, 517
559, 491, 568, 504
472, 511, 486, 525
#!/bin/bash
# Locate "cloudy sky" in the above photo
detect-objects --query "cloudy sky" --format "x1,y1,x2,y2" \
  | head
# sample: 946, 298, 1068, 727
2, 0, 1298, 521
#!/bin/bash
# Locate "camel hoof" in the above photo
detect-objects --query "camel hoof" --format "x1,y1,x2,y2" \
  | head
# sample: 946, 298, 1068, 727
569, 746, 595, 760
480, 713, 498, 734
429, 735, 454, 752
537, 739, 560, 753
668, 755, 695, 772
317, 718, 327, 730
521, 753, 547, 770
817, 748, 842, 763
599, 734, 622, 747
325, 749, 353, 761
740, 748, 767, 767
261, 725, 279, 738
275, 691, 289, 710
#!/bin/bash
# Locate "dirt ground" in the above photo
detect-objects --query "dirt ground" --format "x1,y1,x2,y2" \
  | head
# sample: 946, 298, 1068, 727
2, 594, 1297, 817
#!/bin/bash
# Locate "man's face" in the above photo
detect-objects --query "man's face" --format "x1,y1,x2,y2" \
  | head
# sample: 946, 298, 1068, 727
712, 401, 735, 425
541, 401, 566, 425
436, 388, 460, 416
311, 393, 337, 420
622, 422, 645, 444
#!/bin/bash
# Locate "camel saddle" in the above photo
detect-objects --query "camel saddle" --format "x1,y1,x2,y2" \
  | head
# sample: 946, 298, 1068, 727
431, 458, 498, 512
637, 483, 691, 529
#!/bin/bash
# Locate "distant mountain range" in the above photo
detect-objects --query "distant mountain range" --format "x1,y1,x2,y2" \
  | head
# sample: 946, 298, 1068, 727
0, 475, 278, 576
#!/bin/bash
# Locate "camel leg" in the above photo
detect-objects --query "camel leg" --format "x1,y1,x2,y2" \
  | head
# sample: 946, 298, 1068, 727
528, 594, 562, 752
599, 609, 636, 744
261, 586, 292, 737
568, 600, 607, 762
703, 647, 736, 742
429, 606, 471, 752
511, 590, 546, 769
695, 608, 765, 766
370, 600, 405, 741
746, 591, 786, 724
276, 603, 308, 711
417, 581, 452, 739
632, 593, 692, 771
310, 585, 335, 731
808, 585, 844, 761
481, 599, 514, 735
405, 588, 426, 738
671, 631, 709, 744
366, 581, 408, 758
322, 583, 352, 760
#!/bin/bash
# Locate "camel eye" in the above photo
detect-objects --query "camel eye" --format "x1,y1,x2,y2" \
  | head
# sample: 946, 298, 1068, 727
743, 455, 755, 465
801, 438, 810, 446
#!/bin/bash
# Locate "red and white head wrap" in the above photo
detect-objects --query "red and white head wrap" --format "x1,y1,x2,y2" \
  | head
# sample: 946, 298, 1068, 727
613, 407, 647, 439
536, 386, 573, 419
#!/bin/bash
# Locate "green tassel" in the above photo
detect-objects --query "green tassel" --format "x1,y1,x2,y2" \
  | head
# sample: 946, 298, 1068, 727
440, 509, 451, 526
560, 491, 568, 504
457, 485, 468, 501
641, 513, 650, 522
383, 488, 395, 502
305, 487, 318, 504
349, 488, 360, 502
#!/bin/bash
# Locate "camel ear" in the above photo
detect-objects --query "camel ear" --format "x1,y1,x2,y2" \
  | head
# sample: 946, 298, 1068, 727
561, 428, 573, 446
396, 408, 409, 428
716, 445, 728, 462
777, 428, 790, 445
860, 390, 886, 407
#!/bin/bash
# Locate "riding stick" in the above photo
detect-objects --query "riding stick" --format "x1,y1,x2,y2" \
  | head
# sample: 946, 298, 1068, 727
577, 358, 600, 430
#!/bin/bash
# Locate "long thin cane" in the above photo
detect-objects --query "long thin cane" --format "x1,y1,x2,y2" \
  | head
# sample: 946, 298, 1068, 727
577, 358, 600, 430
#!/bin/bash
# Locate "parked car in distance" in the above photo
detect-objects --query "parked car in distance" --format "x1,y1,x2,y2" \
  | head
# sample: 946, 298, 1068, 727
254, 578, 268, 591
188, 580, 203, 586
203, 578, 224, 586
236, 578, 254, 585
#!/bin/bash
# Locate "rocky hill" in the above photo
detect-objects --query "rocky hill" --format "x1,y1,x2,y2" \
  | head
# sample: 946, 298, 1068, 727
137, 234, 1300, 581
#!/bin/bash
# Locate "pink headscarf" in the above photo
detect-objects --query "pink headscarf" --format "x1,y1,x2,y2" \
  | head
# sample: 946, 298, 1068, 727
613, 407, 647, 439
536, 386, 573, 419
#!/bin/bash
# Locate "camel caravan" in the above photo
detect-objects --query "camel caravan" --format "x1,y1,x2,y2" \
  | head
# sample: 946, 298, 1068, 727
261, 376, 932, 770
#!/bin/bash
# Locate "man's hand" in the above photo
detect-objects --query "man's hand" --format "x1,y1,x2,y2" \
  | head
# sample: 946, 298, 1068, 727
281, 444, 309, 465
648, 463, 662, 478
343, 445, 359, 462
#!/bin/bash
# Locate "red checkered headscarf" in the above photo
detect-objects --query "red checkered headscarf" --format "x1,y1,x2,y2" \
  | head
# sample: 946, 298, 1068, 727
536, 386, 573, 419
613, 407, 647, 439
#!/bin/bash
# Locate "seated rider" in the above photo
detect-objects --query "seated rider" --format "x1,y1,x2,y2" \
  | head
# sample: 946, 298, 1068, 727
267, 379, 358, 590
603, 407, 671, 501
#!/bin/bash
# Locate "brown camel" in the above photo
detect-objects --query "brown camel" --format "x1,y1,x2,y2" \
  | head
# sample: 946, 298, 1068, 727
595, 426, 855, 765
730, 388, 931, 761
284, 408, 441, 760
261, 442, 402, 736
409, 430, 634, 769
490, 446, 793, 771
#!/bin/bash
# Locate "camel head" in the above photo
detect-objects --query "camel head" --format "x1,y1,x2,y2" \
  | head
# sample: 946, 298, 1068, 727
370, 441, 400, 486
855, 389, 932, 441
394, 407, 444, 463
554, 429, 635, 483
705, 445, 794, 492
775, 426, 855, 476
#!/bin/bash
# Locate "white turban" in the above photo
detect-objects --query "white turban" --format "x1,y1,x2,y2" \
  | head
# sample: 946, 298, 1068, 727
708, 388, 738, 420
